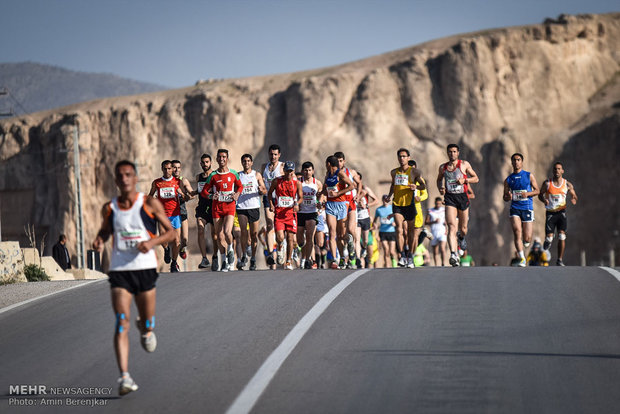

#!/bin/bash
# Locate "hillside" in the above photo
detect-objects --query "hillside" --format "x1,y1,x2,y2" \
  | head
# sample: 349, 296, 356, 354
0, 13, 618, 266
0, 62, 167, 115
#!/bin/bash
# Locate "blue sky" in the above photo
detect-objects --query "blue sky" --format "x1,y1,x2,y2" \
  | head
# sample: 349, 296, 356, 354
1, 0, 617, 88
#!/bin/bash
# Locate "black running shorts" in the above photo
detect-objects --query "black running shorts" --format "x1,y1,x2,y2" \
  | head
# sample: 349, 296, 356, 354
357, 217, 371, 231
297, 212, 318, 227
545, 210, 567, 234
195, 198, 213, 224
392, 204, 416, 221
109, 269, 158, 295
237, 208, 261, 223
444, 193, 470, 211
379, 232, 397, 243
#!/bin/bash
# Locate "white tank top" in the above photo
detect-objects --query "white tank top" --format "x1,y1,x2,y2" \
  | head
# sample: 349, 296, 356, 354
263, 161, 283, 192
109, 193, 158, 271
356, 194, 369, 220
237, 170, 261, 210
428, 207, 447, 238
300, 177, 319, 213
346, 168, 357, 197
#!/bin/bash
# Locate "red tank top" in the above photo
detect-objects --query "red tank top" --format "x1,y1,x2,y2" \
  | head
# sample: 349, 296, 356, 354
274, 177, 298, 214
153, 177, 181, 216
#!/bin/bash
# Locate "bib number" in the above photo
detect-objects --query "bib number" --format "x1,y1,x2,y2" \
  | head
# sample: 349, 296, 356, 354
116, 231, 146, 251
548, 194, 565, 209
159, 187, 176, 199
218, 191, 234, 202
380, 217, 392, 225
394, 174, 409, 186
242, 183, 256, 195
512, 190, 527, 201
446, 179, 463, 193
357, 209, 369, 220
278, 196, 294, 208
197, 182, 205, 193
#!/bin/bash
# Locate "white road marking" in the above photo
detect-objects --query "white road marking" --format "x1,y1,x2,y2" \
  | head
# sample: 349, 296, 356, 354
225, 269, 369, 414
0, 279, 104, 315
599, 266, 620, 283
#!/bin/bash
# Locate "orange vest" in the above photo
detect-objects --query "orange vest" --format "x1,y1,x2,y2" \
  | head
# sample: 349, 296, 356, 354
546, 178, 568, 212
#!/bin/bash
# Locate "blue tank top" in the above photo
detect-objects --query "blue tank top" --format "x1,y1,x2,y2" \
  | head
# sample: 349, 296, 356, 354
325, 168, 339, 189
375, 205, 395, 233
506, 170, 533, 210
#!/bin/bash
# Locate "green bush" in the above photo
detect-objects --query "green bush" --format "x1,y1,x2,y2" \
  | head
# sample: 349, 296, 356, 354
24, 264, 50, 282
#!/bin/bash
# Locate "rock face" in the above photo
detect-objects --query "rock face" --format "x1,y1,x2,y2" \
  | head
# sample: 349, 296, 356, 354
1, 13, 619, 266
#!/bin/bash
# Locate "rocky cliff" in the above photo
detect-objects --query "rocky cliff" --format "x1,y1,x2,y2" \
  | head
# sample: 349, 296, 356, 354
1, 13, 619, 266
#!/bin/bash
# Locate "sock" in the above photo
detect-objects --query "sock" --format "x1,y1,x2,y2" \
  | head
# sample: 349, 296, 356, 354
518, 251, 525, 259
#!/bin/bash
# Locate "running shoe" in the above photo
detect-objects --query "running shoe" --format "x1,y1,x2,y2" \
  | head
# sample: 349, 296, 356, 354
398, 256, 407, 267
170, 260, 180, 273
118, 375, 138, 396
339, 258, 347, 269
457, 233, 467, 251
249, 257, 257, 271
179, 247, 187, 260
227, 249, 235, 269
346, 259, 356, 269
449, 252, 460, 267
211, 255, 219, 272
140, 332, 157, 353
198, 256, 210, 269
556, 259, 565, 266
236, 260, 244, 271
518, 257, 526, 267
221, 260, 228, 272
241, 254, 248, 267
346, 234, 355, 256
276, 247, 285, 265
163, 246, 171, 264
407, 257, 415, 268
330, 261, 339, 270
311, 262, 318, 269
292, 247, 300, 263
360, 247, 367, 258
543, 240, 551, 251
391, 258, 398, 267
227, 261, 235, 272
266, 255, 275, 266
284, 262, 293, 270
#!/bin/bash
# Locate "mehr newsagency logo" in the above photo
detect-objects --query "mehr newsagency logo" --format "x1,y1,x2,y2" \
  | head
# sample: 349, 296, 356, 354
8, 384, 112, 407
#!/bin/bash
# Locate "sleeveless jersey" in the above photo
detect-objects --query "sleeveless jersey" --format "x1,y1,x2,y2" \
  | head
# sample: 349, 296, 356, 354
203, 169, 243, 206
325, 169, 347, 202
393, 167, 415, 206
546, 178, 568, 212
300, 177, 319, 213
506, 170, 533, 210
196, 171, 212, 209
345, 168, 357, 200
152, 176, 182, 217
263, 161, 283, 198
108, 193, 158, 271
356, 194, 370, 220
237, 170, 261, 210
442, 160, 468, 195
428, 206, 446, 238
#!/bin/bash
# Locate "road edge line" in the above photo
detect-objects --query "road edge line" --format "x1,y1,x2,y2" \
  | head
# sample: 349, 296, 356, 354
599, 266, 620, 282
0, 279, 105, 315
225, 269, 369, 414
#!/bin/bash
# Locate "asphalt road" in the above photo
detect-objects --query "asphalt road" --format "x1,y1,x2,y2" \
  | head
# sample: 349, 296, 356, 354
2, 266, 620, 413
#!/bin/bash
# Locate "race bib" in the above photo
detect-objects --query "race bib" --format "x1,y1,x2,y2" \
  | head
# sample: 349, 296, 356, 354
380, 217, 392, 225
242, 183, 256, 195
512, 190, 527, 201
446, 179, 463, 193
116, 230, 146, 251
197, 182, 205, 193
327, 185, 338, 193
278, 196, 294, 208
218, 191, 234, 202
394, 173, 409, 186
548, 194, 565, 209
159, 187, 176, 199
357, 209, 370, 220
303, 194, 316, 206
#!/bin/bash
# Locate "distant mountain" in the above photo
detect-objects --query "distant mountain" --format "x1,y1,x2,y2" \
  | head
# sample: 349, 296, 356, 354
0, 62, 168, 115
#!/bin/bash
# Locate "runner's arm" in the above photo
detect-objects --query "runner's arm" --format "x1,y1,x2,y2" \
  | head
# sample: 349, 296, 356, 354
528, 174, 540, 198
365, 186, 380, 207
295, 181, 303, 212
436, 166, 445, 195
503, 179, 512, 202
336, 171, 354, 197
232, 174, 244, 202
182, 178, 194, 200
268, 180, 277, 212
256, 172, 267, 195
387, 169, 396, 199
92, 203, 112, 252
140, 196, 176, 252
567, 181, 578, 204
412, 168, 426, 190
148, 181, 157, 197
463, 162, 479, 184
537, 180, 549, 205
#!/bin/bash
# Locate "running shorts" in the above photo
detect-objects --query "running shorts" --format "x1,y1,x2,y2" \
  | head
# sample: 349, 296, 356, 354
275, 217, 297, 233
195, 199, 213, 224
510, 208, 534, 223
379, 232, 397, 243
180, 202, 188, 221
444, 193, 470, 211
392, 204, 416, 222
168, 215, 182, 229
545, 210, 567, 234
430, 234, 447, 247
237, 208, 261, 223
325, 201, 348, 221
348, 198, 357, 212
297, 212, 318, 227
212, 201, 236, 219
357, 217, 371, 231
108, 268, 158, 295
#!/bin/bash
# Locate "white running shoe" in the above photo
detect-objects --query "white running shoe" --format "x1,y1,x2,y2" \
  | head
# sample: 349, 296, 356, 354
118, 374, 138, 396
449, 252, 460, 267
276, 246, 285, 265
141, 332, 157, 353
284, 262, 294, 270
518, 257, 526, 267
398, 256, 407, 267
407, 257, 415, 268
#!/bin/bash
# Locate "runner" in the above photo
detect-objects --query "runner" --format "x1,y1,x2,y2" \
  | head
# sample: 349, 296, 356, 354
261, 144, 284, 269
503, 152, 540, 267
436, 144, 479, 267
148, 160, 187, 273
426, 197, 448, 266
314, 205, 328, 269
537, 161, 578, 266
409, 159, 429, 264
387, 148, 425, 268
201, 149, 244, 272
356, 173, 379, 268
373, 195, 397, 268
193, 154, 217, 270
92, 160, 175, 396
268, 161, 303, 270
171, 160, 194, 262
297, 161, 323, 269
334, 151, 363, 268
323, 155, 355, 269
237, 154, 267, 270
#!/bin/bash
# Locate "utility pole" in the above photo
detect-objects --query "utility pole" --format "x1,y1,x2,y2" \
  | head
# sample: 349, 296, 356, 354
73, 126, 86, 268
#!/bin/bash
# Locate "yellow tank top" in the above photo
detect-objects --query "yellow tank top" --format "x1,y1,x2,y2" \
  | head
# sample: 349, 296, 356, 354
393, 167, 414, 206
